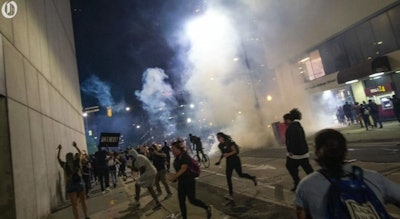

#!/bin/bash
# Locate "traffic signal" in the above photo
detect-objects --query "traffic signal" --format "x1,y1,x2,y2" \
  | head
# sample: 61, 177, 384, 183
107, 107, 112, 117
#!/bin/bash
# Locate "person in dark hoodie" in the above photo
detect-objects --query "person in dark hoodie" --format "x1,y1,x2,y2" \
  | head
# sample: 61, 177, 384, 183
283, 108, 314, 192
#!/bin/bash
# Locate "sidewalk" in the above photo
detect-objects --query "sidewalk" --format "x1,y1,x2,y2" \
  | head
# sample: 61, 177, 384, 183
309, 120, 400, 144
47, 177, 231, 219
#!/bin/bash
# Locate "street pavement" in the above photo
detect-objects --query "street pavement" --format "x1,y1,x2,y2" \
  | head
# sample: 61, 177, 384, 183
48, 121, 400, 219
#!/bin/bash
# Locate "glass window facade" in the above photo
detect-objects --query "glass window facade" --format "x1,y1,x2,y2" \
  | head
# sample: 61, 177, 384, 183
297, 3, 400, 79
296, 50, 326, 81
370, 13, 398, 55
388, 5, 400, 47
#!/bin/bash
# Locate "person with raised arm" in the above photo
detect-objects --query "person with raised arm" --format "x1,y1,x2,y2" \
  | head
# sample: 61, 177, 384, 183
57, 141, 90, 219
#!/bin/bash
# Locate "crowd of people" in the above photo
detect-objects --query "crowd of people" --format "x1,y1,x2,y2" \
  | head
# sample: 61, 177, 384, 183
57, 103, 400, 219
57, 130, 261, 219
336, 95, 400, 130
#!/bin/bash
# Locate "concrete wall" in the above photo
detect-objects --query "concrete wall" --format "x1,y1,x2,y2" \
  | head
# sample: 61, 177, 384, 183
0, 0, 85, 218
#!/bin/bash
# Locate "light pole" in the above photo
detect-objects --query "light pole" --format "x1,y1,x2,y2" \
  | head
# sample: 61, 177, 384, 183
82, 106, 99, 153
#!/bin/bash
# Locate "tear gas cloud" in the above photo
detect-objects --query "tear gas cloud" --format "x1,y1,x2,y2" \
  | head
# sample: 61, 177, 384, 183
82, 75, 128, 112
82, 75, 114, 107
135, 68, 178, 136
135, 0, 344, 150
174, 2, 274, 151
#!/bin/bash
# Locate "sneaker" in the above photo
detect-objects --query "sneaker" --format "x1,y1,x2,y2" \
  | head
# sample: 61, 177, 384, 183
206, 205, 213, 219
252, 176, 257, 186
224, 194, 233, 200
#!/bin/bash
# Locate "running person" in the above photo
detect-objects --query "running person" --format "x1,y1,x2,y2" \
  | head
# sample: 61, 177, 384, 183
129, 149, 161, 209
168, 140, 212, 219
215, 132, 257, 200
189, 133, 207, 162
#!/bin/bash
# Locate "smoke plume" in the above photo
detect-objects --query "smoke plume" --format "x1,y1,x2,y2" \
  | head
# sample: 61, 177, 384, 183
135, 68, 178, 137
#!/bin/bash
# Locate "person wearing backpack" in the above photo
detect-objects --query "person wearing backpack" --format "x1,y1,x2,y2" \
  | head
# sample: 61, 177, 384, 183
215, 132, 257, 201
167, 139, 213, 219
295, 129, 400, 219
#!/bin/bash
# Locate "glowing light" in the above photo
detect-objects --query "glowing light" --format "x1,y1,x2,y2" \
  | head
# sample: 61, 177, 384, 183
187, 118, 192, 123
136, 125, 140, 129
82, 112, 88, 117
125, 107, 131, 111
368, 72, 384, 78
266, 95, 272, 101
185, 10, 233, 56
106, 107, 112, 117
299, 57, 310, 63
233, 57, 239, 61
345, 80, 358, 84
189, 104, 195, 108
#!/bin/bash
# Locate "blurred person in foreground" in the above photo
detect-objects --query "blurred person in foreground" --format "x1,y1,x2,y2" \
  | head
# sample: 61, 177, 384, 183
295, 129, 400, 219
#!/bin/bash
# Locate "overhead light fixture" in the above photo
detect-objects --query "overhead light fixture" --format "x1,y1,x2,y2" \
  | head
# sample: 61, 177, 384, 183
377, 41, 383, 45
396, 70, 400, 74
368, 72, 384, 77
371, 76, 381, 80
299, 57, 310, 63
345, 80, 358, 84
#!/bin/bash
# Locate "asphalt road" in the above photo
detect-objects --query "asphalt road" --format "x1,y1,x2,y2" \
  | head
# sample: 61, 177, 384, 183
195, 142, 400, 219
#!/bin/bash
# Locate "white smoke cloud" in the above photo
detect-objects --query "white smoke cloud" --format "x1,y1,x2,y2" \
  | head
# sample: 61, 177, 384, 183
176, 3, 273, 150
135, 68, 178, 136
161, 0, 340, 150
81, 75, 127, 112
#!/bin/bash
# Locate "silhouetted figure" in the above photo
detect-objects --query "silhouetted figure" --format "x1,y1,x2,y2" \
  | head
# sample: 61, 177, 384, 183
283, 108, 314, 192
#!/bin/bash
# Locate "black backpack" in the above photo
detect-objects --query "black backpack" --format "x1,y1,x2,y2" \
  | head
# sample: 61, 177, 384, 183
319, 166, 390, 219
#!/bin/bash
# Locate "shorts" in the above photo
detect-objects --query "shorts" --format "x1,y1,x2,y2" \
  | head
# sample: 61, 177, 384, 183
66, 179, 84, 193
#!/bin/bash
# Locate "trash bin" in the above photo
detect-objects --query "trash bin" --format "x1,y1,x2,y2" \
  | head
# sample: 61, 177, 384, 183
272, 122, 286, 146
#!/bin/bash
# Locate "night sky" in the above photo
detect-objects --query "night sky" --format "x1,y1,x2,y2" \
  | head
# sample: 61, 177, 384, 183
70, 0, 210, 149
71, 0, 203, 107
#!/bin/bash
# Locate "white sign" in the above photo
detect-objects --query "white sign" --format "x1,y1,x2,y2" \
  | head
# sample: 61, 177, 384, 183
1, 1, 17, 19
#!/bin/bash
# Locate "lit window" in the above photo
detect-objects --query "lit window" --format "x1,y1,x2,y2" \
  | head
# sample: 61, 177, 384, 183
296, 50, 326, 81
